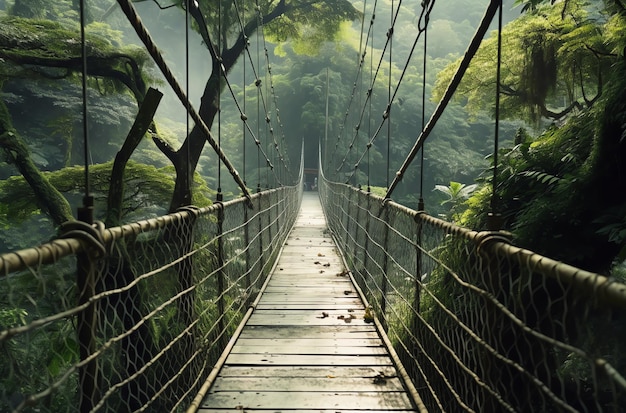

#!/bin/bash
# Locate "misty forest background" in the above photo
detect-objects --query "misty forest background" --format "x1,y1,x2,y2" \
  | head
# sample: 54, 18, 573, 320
1, 0, 625, 278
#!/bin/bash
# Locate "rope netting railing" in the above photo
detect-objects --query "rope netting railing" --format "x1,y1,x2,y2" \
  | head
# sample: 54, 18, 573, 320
0, 184, 302, 412
319, 178, 626, 412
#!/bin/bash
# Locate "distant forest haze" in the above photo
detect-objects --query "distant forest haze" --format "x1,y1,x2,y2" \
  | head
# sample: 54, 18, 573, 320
0, 0, 625, 276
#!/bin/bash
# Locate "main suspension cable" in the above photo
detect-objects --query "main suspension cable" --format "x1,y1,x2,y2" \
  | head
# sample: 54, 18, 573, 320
343, 0, 434, 183
116, 0, 252, 203
384, 0, 501, 201
186, 1, 280, 190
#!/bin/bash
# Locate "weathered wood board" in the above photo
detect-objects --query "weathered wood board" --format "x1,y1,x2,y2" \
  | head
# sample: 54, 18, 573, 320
198, 192, 419, 412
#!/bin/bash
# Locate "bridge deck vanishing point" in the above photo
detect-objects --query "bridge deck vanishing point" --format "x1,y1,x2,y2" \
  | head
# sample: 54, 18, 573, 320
196, 192, 421, 412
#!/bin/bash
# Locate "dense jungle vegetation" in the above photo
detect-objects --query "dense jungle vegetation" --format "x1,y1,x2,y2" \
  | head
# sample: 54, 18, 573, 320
0, 0, 624, 278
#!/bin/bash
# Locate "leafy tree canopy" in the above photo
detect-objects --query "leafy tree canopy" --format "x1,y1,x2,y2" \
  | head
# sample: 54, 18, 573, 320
0, 15, 155, 102
433, 0, 625, 123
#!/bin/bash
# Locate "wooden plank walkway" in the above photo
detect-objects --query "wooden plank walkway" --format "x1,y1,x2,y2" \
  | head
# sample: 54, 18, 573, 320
196, 192, 421, 412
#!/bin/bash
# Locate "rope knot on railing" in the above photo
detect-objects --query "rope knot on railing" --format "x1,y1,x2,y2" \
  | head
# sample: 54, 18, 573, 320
474, 230, 513, 258
57, 220, 106, 258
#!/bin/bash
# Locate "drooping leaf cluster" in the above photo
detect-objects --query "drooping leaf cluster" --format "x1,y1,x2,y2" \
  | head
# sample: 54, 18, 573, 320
434, 0, 623, 124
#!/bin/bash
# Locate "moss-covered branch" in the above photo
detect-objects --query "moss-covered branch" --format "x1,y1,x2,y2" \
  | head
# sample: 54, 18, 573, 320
0, 16, 151, 102
0, 102, 74, 226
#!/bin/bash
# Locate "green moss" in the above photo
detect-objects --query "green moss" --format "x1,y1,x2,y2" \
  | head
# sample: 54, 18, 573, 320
0, 161, 213, 225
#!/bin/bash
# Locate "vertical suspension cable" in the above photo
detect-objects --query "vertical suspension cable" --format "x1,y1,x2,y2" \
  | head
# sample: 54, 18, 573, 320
489, 0, 503, 229
79, 0, 93, 222
256, 11, 261, 194
217, 0, 223, 198
185, 0, 191, 204
265, 54, 270, 189
418, 8, 428, 211
242, 1, 247, 187
386, 0, 393, 190
324, 67, 330, 176
367, 6, 374, 193
356, 1, 367, 190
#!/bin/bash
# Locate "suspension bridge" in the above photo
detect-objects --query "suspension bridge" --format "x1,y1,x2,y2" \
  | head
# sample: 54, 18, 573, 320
1, 0, 626, 412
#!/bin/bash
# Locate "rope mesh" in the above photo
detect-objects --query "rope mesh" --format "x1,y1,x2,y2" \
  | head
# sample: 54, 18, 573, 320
319, 178, 626, 412
0, 186, 302, 412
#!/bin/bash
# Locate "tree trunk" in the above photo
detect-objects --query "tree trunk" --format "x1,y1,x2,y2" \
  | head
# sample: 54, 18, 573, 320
168, 65, 222, 212
106, 87, 163, 227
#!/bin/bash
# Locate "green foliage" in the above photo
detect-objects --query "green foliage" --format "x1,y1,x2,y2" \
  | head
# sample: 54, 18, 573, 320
433, 0, 614, 124
605, 12, 626, 57
0, 161, 191, 226
0, 15, 155, 103
267, 2, 360, 55
0, 307, 28, 328
433, 181, 477, 220
461, 70, 626, 271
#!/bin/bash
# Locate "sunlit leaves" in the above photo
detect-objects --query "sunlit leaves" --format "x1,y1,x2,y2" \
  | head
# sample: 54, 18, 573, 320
192, 0, 360, 57
605, 12, 626, 57
433, 0, 618, 124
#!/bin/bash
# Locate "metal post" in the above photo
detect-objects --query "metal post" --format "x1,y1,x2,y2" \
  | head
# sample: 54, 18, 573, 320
413, 214, 424, 331
257, 192, 264, 277
77, 197, 98, 413
361, 192, 372, 289
380, 206, 390, 331
243, 200, 251, 306
216, 193, 226, 349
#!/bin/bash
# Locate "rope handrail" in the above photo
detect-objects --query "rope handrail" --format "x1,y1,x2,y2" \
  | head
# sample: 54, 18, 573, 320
319, 178, 626, 412
328, 181, 626, 306
0, 180, 303, 412
0, 186, 299, 277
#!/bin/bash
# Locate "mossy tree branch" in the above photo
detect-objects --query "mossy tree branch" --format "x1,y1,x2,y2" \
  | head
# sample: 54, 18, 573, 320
0, 102, 74, 226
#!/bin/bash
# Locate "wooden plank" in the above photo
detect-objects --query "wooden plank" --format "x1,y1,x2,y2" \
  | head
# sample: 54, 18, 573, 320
233, 338, 383, 347
257, 297, 361, 304
261, 286, 355, 293
256, 301, 363, 311
247, 314, 369, 326
196, 193, 421, 412
218, 365, 399, 378
210, 376, 406, 392
250, 309, 366, 320
200, 391, 414, 410
225, 354, 393, 366
272, 276, 352, 287
257, 299, 362, 307
200, 410, 417, 413
238, 325, 378, 339
231, 345, 387, 356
